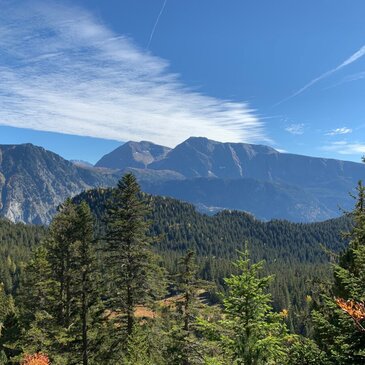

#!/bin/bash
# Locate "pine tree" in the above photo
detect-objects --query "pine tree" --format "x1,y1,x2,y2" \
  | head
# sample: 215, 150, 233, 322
16, 246, 60, 362
0, 282, 17, 362
123, 325, 156, 365
312, 181, 365, 364
220, 247, 288, 365
46, 198, 79, 330
104, 173, 162, 342
71, 201, 105, 365
18, 201, 106, 364
167, 251, 204, 365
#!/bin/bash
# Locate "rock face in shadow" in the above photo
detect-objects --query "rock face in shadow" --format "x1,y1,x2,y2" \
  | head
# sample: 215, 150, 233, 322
0, 144, 119, 224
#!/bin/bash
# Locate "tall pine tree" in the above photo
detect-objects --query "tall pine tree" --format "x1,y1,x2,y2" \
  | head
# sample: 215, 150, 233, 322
104, 173, 162, 343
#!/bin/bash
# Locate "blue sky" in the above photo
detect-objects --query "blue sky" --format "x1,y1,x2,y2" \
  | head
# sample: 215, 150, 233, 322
1, 0, 365, 163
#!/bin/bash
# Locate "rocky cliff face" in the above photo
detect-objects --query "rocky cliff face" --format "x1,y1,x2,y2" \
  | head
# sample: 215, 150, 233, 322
0, 144, 119, 224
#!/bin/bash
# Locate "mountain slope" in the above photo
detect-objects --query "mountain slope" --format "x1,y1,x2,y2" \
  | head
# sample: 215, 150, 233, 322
97, 137, 365, 221
0, 144, 120, 224
95, 141, 171, 169
140, 177, 333, 222
149, 137, 365, 185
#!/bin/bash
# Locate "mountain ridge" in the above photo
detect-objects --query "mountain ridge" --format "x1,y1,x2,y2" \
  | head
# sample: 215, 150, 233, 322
0, 138, 364, 224
95, 137, 365, 221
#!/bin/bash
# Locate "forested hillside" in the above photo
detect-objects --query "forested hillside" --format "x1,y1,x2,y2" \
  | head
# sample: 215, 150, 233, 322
1, 186, 352, 331
74, 188, 352, 331
0, 219, 45, 292
0, 174, 364, 364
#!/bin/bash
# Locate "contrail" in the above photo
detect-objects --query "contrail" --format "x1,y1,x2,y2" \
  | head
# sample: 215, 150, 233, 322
274, 44, 365, 107
147, 0, 167, 50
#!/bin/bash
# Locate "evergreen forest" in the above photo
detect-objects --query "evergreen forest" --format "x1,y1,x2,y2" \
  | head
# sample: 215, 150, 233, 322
0, 173, 364, 364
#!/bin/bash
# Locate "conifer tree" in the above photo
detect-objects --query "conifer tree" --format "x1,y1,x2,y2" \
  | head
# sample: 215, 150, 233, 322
312, 181, 365, 364
71, 201, 105, 365
220, 247, 288, 365
104, 173, 161, 341
18, 201, 105, 364
167, 251, 203, 365
16, 246, 59, 361
0, 282, 17, 363
47, 198, 79, 330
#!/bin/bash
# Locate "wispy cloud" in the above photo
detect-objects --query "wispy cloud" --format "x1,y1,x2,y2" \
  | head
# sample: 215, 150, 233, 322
322, 141, 365, 155
0, 0, 266, 148
326, 127, 352, 136
285, 123, 305, 135
327, 71, 365, 89
276, 45, 365, 105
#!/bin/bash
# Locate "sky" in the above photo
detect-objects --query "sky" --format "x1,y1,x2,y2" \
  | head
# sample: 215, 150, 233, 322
0, 0, 365, 163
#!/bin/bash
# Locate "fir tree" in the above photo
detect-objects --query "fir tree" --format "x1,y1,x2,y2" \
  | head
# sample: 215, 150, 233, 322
312, 181, 365, 364
220, 247, 288, 365
0, 282, 17, 362
167, 251, 204, 365
46, 198, 79, 329
16, 246, 60, 362
71, 201, 105, 365
104, 173, 162, 341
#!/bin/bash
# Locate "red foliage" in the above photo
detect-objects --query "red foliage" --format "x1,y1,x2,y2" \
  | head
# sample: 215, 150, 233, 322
336, 298, 365, 332
21, 353, 50, 365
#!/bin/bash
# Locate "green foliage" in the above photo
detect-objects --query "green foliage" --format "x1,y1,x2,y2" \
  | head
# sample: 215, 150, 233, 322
220, 247, 288, 364
16, 245, 58, 357
286, 336, 329, 365
0, 282, 17, 362
15, 200, 106, 364
104, 173, 165, 341
75, 187, 351, 333
165, 251, 207, 365
0, 173, 363, 364
0, 219, 45, 293
122, 325, 159, 365
312, 181, 365, 364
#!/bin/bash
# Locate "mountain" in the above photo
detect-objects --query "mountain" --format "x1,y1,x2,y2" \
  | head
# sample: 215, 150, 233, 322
1, 137, 364, 224
95, 140, 171, 169
149, 137, 365, 185
0, 144, 120, 224
96, 137, 365, 222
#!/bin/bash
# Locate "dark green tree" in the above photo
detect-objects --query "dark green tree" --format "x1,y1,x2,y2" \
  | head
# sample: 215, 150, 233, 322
16, 246, 60, 362
71, 201, 106, 365
167, 251, 204, 365
104, 173, 163, 340
0, 282, 18, 363
18, 201, 106, 364
312, 181, 365, 364
47, 198, 79, 330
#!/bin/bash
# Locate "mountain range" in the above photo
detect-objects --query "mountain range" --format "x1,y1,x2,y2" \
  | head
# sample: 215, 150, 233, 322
0, 137, 364, 224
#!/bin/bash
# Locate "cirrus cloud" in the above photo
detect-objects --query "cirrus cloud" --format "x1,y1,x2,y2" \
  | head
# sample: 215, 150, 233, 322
0, 0, 267, 147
